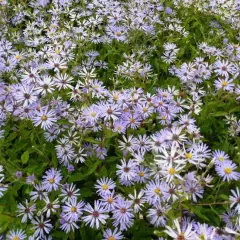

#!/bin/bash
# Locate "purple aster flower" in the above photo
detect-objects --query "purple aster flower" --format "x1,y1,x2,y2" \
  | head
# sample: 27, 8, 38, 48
95, 177, 116, 196
32, 107, 57, 130
30, 184, 48, 202
135, 165, 150, 183
113, 120, 127, 134
103, 228, 123, 240
214, 78, 235, 92
15, 84, 38, 107
215, 160, 240, 181
230, 187, 240, 213
193, 223, 213, 240
17, 200, 36, 223
82, 201, 109, 229
135, 134, 152, 152
42, 168, 62, 192
42, 197, 60, 218
116, 159, 138, 185
6, 229, 26, 240
62, 198, 85, 222
128, 190, 145, 213
147, 204, 170, 227
144, 180, 168, 204
59, 213, 79, 233
99, 102, 121, 122
59, 183, 80, 202
31, 215, 53, 239
222, 210, 238, 228
184, 179, 204, 202
99, 191, 120, 212
112, 198, 134, 231
212, 150, 230, 165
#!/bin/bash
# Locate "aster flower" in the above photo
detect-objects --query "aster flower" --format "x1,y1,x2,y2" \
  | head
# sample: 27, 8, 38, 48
42, 197, 60, 218
230, 187, 240, 213
144, 180, 168, 204
184, 178, 204, 202
215, 160, 240, 182
32, 107, 57, 130
135, 134, 152, 152
62, 198, 85, 222
214, 78, 235, 91
194, 223, 213, 240
74, 148, 87, 163
165, 219, 196, 240
15, 84, 38, 107
42, 168, 62, 192
213, 60, 237, 78
116, 159, 138, 184
103, 228, 123, 240
100, 191, 120, 212
112, 198, 134, 231
82, 200, 109, 229
135, 165, 150, 183
147, 204, 170, 227
6, 229, 27, 240
212, 150, 230, 165
17, 200, 36, 223
31, 215, 53, 239
118, 135, 138, 152
99, 102, 121, 122
60, 213, 79, 233
30, 184, 48, 202
59, 183, 80, 202
128, 190, 145, 213
160, 162, 184, 182
95, 177, 116, 196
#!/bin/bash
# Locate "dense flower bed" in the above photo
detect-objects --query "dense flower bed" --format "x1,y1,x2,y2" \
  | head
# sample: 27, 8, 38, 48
0, 0, 240, 239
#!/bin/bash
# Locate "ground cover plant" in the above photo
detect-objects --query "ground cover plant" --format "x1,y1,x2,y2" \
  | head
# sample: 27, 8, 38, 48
0, 0, 240, 239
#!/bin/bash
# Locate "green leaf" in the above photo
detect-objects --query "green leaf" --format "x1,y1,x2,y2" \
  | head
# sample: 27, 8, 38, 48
21, 151, 29, 164
69, 161, 101, 182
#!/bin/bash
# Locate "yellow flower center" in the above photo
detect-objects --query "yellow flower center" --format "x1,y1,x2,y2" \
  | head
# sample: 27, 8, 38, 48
139, 171, 144, 177
15, 55, 21, 60
116, 31, 121, 36
55, 49, 60, 54
155, 188, 160, 194
49, 178, 55, 184
143, 107, 148, 113
185, 153, 192, 159
113, 95, 118, 100
200, 234, 205, 240
117, 126, 122, 130
108, 236, 115, 240
107, 197, 113, 203
218, 156, 224, 161
169, 168, 175, 175
224, 167, 232, 175
41, 115, 47, 121
71, 207, 76, 212
221, 81, 228, 87
13, 237, 20, 240
90, 112, 96, 117
161, 115, 166, 120
102, 184, 108, 190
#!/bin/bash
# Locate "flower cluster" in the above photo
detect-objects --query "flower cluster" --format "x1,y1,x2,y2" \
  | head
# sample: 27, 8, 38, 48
0, 0, 240, 239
